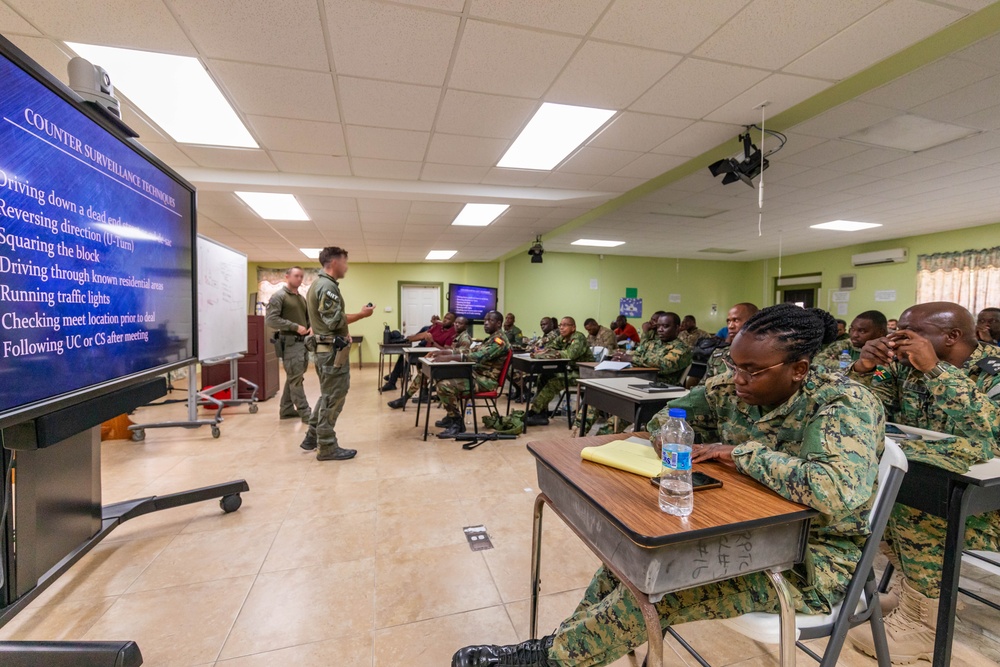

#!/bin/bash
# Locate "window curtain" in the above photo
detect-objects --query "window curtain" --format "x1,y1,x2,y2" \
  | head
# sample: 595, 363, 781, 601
255, 267, 320, 314
916, 246, 1000, 314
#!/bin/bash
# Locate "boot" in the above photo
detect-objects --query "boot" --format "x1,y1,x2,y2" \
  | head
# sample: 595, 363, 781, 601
850, 578, 938, 664
387, 396, 409, 409
381, 381, 397, 392
435, 415, 457, 428
525, 410, 549, 426
439, 420, 467, 437
317, 446, 357, 461
452, 635, 554, 666
415, 390, 430, 404
299, 433, 317, 451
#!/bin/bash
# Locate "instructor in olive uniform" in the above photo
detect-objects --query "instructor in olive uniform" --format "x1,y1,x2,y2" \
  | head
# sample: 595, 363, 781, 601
300, 247, 374, 461
265, 266, 312, 422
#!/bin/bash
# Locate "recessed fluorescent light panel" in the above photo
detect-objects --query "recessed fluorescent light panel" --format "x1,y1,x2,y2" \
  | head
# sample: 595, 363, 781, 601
842, 114, 978, 152
66, 42, 257, 148
810, 220, 882, 232
426, 250, 457, 260
571, 239, 625, 247
300, 248, 322, 259
451, 203, 509, 227
236, 192, 310, 220
497, 102, 616, 170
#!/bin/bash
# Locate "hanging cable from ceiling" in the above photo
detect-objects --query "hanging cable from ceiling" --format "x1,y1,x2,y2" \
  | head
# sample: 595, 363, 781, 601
754, 102, 770, 237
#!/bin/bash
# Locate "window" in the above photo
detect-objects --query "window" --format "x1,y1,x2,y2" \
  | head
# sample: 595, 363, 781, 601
916, 247, 1000, 315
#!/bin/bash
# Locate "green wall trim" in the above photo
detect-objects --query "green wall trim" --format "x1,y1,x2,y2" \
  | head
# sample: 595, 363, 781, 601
499, 3, 1000, 262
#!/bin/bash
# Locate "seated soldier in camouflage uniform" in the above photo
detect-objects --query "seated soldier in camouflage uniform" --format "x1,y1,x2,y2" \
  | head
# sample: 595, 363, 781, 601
613, 312, 691, 384
702, 302, 758, 383
813, 310, 886, 374
503, 313, 524, 346
638, 310, 667, 344
422, 311, 510, 437
525, 316, 595, 426
453, 304, 884, 667
583, 318, 617, 356
848, 302, 1000, 664
677, 314, 712, 348
387, 316, 472, 410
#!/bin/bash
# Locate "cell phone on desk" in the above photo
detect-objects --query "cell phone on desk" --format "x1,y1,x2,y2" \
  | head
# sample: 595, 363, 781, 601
650, 471, 723, 491
885, 423, 921, 440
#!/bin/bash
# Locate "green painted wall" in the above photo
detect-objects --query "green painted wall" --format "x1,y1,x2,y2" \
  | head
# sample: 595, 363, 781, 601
751, 220, 1000, 320
501, 251, 758, 337
248, 261, 499, 358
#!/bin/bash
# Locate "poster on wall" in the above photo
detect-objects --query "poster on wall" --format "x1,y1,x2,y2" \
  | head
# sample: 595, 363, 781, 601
620, 298, 643, 318
256, 267, 320, 314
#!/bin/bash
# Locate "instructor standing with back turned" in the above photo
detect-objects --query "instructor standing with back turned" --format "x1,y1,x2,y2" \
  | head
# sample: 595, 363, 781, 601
300, 247, 373, 461
265, 266, 312, 423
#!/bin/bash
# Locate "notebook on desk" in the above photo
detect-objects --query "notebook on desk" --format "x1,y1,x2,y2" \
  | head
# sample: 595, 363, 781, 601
580, 436, 660, 477
628, 382, 684, 393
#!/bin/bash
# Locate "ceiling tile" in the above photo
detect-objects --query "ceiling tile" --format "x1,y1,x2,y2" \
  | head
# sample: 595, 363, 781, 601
345, 126, 430, 161
705, 73, 830, 125
778, 138, 868, 166
210, 61, 338, 122
593, 175, 646, 192
449, 20, 580, 97
784, 0, 965, 81
559, 147, 644, 175
789, 101, 898, 139
951, 32, 1000, 71
170, 0, 328, 70
631, 59, 770, 119
480, 168, 549, 186
324, 0, 459, 86
539, 171, 607, 189
297, 196, 358, 212
425, 133, 509, 166
144, 142, 198, 169
358, 199, 412, 214
247, 116, 346, 155
614, 153, 688, 179
0, 3, 39, 35
588, 112, 692, 152
420, 163, 491, 183
593, 0, 750, 54
469, 0, 611, 35
178, 146, 277, 171
859, 56, 995, 111
351, 158, 423, 180
910, 72, 1000, 122
694, 0, 883, 71
823, 147, 909, 172
5, 35, 72, 85
546, 41, 681, 109
6, 0, 196, 54
651, 121, 743, 157
270, 152, 352, 176
338, 76, 440, 131
435, 90, 537, 139
410, 201, 464, 215
956, 103, 1000, 131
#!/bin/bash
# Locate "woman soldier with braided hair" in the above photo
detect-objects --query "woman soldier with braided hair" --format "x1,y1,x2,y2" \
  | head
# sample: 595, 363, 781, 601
452, 303, 885, 667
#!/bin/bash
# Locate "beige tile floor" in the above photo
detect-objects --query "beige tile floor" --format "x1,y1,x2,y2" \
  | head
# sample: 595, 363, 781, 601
2, 364, 998, 666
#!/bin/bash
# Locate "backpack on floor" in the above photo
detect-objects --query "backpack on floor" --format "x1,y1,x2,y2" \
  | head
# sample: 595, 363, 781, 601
481, 410, 524, 435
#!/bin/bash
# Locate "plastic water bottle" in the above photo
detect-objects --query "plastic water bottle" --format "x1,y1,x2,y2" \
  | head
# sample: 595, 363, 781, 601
625, 339, 634, 353
465, 401, 473, 426
839, 349, 852, 371
658, 408, 695, 516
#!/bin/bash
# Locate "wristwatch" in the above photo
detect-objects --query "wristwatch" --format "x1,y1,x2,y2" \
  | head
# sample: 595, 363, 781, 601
923, 361, 948, 379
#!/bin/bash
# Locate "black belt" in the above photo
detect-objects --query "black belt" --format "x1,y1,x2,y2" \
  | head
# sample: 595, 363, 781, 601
282, 334, 305, 342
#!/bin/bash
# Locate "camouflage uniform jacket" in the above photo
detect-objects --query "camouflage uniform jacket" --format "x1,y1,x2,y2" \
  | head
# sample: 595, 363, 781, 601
678, 327, 712, 348
702, 342, 730, 383
649, 370, 884, 604
813, 340, 860, 374
851, 342, 1000, 473
532, 330, 595, 373
503, 325, 523, 345
538, 329, 560, 349
587, 326, 618, 353
265, 286, 309, 333
462, 330, 510, 391
452, 331, 472, 354
307, 273, 347, 338
632, 337, 692, 384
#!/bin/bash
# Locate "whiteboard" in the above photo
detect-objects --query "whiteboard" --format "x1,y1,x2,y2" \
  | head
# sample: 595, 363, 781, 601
197, 235, 248, 361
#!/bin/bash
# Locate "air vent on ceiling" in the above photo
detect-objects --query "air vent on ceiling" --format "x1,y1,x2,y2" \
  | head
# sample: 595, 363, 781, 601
646, 205, 724, 219
698, 248, 746, 254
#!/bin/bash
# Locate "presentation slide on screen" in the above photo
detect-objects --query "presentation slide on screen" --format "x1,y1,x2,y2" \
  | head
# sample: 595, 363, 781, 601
450, 285, 496, 319
0, 54, 194, 416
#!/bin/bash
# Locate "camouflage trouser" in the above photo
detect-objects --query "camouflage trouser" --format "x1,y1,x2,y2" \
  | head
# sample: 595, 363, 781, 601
307, 348, 351, 453
437, 375, 496, 417
548, 565, 829, 667
530, 373, 577, 413
403, 368, 425, 398
279, 340, 311, 417
886, 504, 1000, 597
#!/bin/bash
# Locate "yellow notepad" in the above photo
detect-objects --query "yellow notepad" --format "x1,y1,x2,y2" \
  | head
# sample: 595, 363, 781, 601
580, 437, 661, 477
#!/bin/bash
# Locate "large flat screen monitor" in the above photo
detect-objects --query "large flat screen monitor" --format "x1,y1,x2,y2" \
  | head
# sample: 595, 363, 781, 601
0, 37, 196, 429
447, 283, 497, 321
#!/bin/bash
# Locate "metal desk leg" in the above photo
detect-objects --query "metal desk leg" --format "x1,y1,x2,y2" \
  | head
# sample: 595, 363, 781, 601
765, 569, 797, 667
401, 356, 409, 408
378, 352, 385, 394
530, 494, 546, 641
578, 390, 588, 437
523, 371, 535, 433
423, 372, 433, 441
563, 367, 572, 429
934, 482, 970, 667
414, 372, 424, 429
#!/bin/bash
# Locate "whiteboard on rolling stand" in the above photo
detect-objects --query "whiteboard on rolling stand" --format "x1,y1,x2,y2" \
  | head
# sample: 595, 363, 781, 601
196, 235, 248, 361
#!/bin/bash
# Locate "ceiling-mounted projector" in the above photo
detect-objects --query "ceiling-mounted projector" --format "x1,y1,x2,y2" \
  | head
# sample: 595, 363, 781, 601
709, 131, 769, 187
528, 236, 544, 264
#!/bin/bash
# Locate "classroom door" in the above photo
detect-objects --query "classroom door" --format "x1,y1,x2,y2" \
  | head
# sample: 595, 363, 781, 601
781, 288, 816, 309
400, 284, 440, 335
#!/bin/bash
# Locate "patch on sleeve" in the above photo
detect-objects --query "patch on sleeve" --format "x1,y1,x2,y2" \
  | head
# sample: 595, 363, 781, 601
493, 337, 504, 345
976, 357, 1000, 375
872, 368, 887, 383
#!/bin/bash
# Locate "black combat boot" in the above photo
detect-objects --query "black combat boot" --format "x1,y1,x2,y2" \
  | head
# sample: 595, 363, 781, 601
317, 447, 357, 461
525, 410, 549, 426
387, 396, 408, 409
452, 636, 554, 666
435, 414, 457, 428
439, 420, 467, 437
299, 433, 317, 451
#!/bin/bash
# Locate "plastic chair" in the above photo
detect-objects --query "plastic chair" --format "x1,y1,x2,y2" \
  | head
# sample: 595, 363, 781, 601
463, 350, 513, 434
670, 437, 907, 667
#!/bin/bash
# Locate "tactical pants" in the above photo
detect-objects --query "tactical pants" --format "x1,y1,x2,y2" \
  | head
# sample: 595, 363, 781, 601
437, 374, 496, 417
307, 347, 351, 453
530, 374, 577, 413
548, 565, 828, 667
886, 504, 1000, 597
279, 340, 311, 417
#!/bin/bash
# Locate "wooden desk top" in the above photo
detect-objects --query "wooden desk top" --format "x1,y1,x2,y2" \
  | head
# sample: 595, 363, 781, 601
418, 357, 474, 366
404, 346, 435, 354
577, 376, 688, 402
528, 434, 815, 547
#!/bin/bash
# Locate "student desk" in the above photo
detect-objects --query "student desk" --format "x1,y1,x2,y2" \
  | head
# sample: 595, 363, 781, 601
351, 334, 364, 369
507, 355, 573, 431
577, 361, 659, 381
399, 346, 435, 406
378, 342, 407, 394
576, 377, 687, 436
893, 457, 1000, 667
527, 434, 816, 667
416, 357, 474, 441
